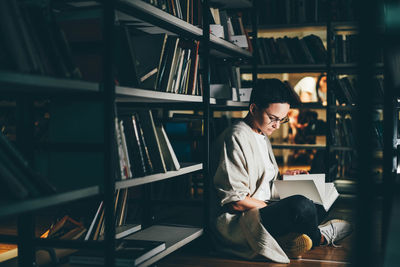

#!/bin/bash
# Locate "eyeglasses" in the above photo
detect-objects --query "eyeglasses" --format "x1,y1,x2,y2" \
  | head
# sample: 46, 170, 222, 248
265, 111, 290, 125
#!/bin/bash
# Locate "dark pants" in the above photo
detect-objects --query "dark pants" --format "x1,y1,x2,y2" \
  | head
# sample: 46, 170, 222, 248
259, 195, 327, 246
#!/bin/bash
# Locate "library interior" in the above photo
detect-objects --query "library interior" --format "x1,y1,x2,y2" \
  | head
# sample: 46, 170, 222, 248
0, 0, 399, 266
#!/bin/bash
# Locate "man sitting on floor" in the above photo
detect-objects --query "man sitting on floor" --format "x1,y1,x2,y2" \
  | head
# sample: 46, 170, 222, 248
210, 79, 352, 263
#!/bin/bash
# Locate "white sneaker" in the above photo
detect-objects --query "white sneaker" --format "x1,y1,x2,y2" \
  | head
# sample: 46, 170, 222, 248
318, 219, 352, 247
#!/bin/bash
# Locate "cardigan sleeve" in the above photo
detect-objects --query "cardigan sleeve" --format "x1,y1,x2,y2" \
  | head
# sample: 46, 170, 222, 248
213, 134, 250, 206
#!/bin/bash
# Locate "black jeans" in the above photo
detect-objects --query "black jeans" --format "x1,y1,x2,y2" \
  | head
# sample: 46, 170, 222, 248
259, 195, 327, 246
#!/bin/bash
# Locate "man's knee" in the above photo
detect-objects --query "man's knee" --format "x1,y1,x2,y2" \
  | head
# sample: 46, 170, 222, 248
288, 195, 316, 218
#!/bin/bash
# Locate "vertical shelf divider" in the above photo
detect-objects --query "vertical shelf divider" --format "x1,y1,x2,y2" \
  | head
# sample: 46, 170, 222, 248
202, 0, 212, 233
103, 0, 116, 266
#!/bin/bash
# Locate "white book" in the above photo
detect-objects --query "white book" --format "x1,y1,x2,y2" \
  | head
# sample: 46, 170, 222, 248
119, 120, 132, 178
155, 124, 180, 171
273, 174, 339, 211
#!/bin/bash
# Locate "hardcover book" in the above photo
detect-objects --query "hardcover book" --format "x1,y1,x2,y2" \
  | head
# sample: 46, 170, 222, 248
274, 173, 339, 211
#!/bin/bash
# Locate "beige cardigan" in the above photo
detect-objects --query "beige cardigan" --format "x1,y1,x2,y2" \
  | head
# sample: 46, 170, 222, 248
210, 121, 290, 263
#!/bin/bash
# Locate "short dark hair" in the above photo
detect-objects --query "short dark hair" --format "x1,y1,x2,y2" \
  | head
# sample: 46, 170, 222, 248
249, 79, 298, 109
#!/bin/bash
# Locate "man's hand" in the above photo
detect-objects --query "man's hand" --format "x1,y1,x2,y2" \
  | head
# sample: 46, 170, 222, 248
283, 169, 309, 175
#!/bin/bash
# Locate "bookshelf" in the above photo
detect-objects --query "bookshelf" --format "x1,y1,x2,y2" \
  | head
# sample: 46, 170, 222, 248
0, 0, 253, 266
238, 1, 386, 184
0, 186, 100, 218
115, 163, 202, 189
0, 71, 99, 93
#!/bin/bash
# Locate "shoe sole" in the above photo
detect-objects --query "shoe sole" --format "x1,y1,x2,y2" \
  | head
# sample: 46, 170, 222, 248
277, 233, 313, 259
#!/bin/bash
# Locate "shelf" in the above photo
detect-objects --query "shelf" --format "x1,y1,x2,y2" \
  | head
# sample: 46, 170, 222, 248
116, 87, 213, 103
292, 103, 326, 109
272, 144, 326, 150
241, 63, 383, 74
0, 186, 100, 219
124, 225, 203, 267
329, 104, 383, 111
116, 0, 202, 39
330, 146, 354, 151
0, 71, 99, 94
331, 146, 384, 152
209, 35, 252, 59
211, 100, 249, 110
115, 163, 202, 189
331, 63, 384, 74
210, 0, 252, 9
256, 22, 327, 32
116, 0, 250, 59
241, 64, 328, 74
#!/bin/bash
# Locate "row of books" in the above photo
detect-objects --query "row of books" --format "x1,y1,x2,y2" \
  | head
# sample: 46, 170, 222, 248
332, 76, 384, 105
332, 34, 358, 64
141, 0, 251, 50
116, 27, 201, 95
0, 131, 56, 200
84, 189, 140, 241
115, 110, 180, 180
243, 0, 355, 26
254, 35, 327, 65
331, 115, 383, 149
332, 34, 384, 64
143, 0, 202, 26
210, 60, 242, 100
209, 9, 251, 50
0, 0, 80, 78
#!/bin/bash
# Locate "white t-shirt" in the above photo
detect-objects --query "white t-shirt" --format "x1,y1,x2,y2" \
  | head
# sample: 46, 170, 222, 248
251, 131, 276, 201
294, 77, 318, 102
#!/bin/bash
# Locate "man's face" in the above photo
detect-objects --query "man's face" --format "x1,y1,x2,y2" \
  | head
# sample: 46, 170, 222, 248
252, 103, 290, 136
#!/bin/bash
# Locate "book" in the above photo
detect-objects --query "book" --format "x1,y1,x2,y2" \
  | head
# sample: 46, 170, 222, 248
122, 114, 149, 177
69, 239, 166, 266
0, 131, 56, 197
137, 110, 167, 174
122, 28, 167, 89
274, 173, 339, 211
85, 201, 103, 241
155, 123, 180, 171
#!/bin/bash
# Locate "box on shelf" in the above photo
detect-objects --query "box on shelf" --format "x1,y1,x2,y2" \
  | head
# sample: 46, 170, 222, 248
210, 24, 224, 39
230, 35, 248, 48
229, 87, 252, 102
210, 84, 232, 99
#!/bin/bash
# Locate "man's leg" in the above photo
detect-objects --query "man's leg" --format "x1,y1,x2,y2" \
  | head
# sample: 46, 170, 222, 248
259, 195, 322, 246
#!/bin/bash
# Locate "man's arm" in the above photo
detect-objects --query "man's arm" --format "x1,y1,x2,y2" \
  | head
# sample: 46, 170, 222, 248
227, 196, 267, 213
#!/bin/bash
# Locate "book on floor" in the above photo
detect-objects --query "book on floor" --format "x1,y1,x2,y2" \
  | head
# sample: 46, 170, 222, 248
273, 173, 339, 211
69, 239, 166, 266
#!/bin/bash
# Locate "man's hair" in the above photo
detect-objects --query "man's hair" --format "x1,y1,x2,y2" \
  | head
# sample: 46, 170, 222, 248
249, 79, 298, 109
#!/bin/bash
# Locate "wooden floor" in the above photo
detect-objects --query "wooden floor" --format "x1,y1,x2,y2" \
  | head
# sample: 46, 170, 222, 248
158, 198, 355, 267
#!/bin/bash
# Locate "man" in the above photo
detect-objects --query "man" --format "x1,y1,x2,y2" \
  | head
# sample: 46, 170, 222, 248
210, 79, 351, 263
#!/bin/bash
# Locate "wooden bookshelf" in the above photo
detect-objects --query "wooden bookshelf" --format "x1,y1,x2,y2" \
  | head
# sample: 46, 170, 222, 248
0, 186, 100, 219
125, 225, 203, 267
0, 71, 99, 93
115, 163, 203, 189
